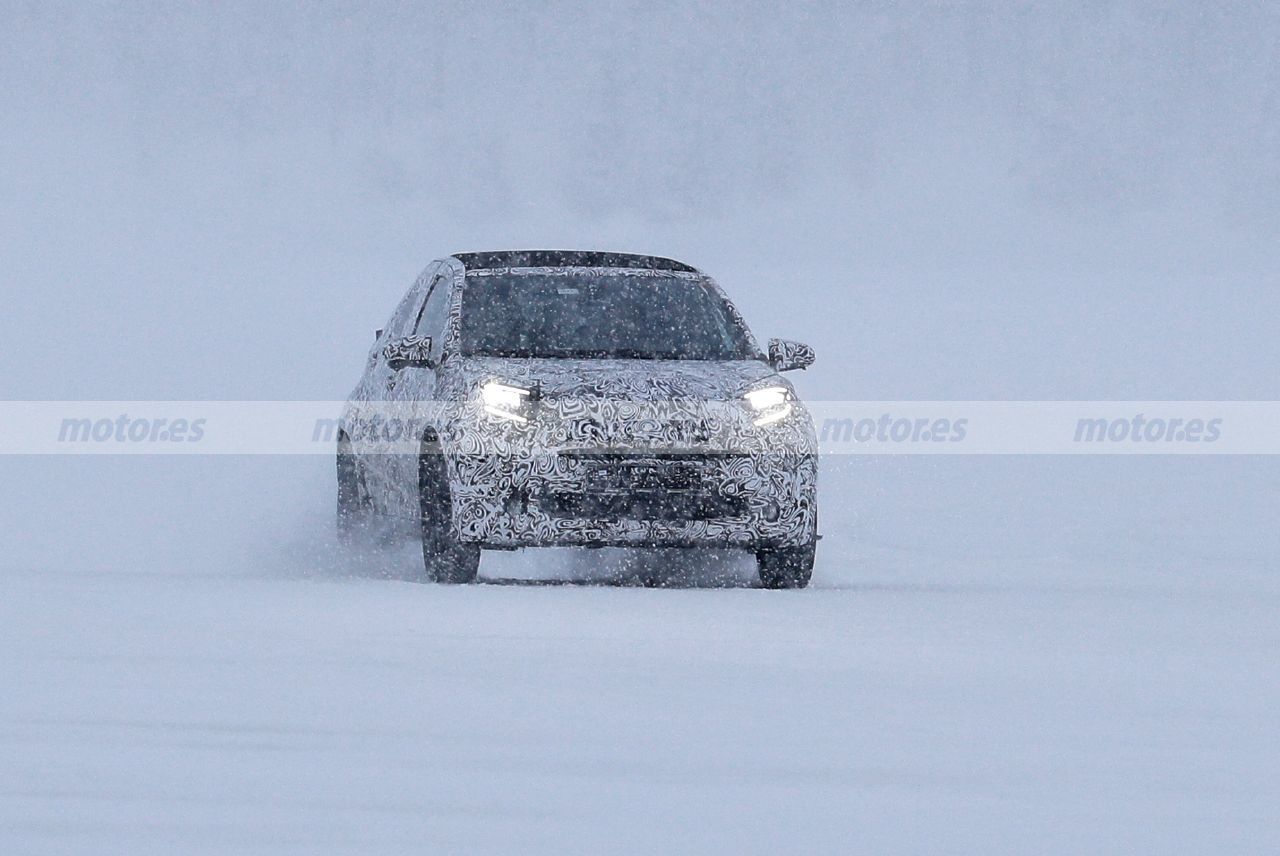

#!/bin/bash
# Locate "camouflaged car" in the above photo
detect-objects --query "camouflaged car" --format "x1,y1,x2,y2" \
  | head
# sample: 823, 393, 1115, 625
338, 250, 818, 587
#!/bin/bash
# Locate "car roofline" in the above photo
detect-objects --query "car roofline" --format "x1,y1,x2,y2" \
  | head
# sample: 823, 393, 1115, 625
449, 250, 701, 275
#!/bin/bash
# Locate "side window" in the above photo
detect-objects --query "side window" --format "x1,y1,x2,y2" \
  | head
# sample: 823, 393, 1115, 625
414, 267, 454, 360
381, 262, 438, 341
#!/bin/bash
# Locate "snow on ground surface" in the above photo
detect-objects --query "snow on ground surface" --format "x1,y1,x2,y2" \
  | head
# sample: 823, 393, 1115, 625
3, 563, 1276, 855
2, 456, 1277, 854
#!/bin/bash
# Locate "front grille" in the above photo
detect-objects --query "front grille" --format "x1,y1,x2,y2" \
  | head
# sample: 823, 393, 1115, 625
558, 450, 745, 464
539, 490, 747, 521
584, 460, 698, 492
537, 452, 748, 521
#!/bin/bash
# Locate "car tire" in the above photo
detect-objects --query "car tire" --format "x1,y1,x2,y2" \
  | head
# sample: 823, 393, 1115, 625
336, 437, 373, 545
756, 539, 815, 589
417, 440, 480, 584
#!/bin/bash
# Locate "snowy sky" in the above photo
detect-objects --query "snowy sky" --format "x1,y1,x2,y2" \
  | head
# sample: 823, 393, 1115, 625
3, 2, 1278, 402
1, 0, 1276, 577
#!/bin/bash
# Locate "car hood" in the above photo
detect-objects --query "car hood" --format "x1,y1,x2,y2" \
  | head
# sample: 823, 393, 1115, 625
453, 357, 782, 401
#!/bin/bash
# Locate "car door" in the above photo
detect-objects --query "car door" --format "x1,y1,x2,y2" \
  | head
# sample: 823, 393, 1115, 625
347, 262, 439, 513
376, 263, 457, 517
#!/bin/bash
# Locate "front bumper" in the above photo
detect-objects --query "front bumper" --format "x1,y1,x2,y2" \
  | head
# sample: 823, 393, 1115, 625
449, 449, 817, 549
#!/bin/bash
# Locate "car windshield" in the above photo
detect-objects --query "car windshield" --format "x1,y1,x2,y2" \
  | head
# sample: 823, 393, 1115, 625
459, 271, 758, 360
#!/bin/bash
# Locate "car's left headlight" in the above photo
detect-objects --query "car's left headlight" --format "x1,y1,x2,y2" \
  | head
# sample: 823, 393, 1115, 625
743, 385, 794, 426
481, 380, 534, 423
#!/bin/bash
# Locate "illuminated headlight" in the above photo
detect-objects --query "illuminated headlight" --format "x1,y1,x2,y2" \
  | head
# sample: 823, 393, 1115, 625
743, 385, 793, 426
481, 381, 533, 423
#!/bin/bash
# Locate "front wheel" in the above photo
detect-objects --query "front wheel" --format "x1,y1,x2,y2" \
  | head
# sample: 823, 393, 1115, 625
756, 540, 815, 589
417, 445, 480, 584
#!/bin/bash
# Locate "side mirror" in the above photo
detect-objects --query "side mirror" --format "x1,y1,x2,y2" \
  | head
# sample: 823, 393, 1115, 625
768, 338, 815, 372
383, 335, 433, 370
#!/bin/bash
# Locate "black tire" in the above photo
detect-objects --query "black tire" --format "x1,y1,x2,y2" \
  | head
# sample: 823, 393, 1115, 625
336, 438, 373, 545
756, 540, 815, 589
417, 440, 480, 584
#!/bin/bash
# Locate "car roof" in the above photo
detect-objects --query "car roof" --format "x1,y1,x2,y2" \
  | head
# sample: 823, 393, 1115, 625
449, 250, 699, 274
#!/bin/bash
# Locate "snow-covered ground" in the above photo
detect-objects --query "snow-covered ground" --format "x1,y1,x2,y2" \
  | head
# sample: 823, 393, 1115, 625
4, 560, 1276, 855
3, 456, 1277, 853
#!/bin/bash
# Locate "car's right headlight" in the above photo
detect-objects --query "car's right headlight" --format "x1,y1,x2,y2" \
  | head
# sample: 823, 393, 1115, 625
743, 385, 794, 426
480, 380, 534, 423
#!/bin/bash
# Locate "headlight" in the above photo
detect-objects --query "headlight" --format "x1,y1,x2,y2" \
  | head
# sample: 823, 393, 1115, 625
743, 385, 793, 426
481, 381, 533, 423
